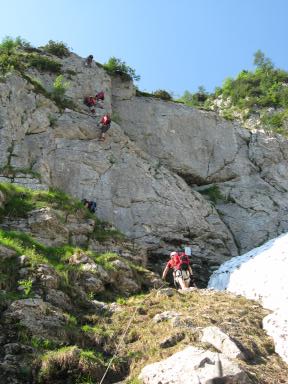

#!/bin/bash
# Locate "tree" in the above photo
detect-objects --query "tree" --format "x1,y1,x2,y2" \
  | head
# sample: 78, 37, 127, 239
253, 50, 273, 71
103, 57, 140, 81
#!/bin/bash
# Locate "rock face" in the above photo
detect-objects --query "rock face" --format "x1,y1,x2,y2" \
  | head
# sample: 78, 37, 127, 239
208, 232, 288, 364
1, 49, 288, 280
113, 94, 288, 255
138, 346, 252, 384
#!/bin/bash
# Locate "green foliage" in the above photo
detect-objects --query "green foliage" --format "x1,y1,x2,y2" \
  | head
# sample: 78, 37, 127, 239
18, 278, 33, 296
0, 183, 35, 219
0, 51, 23, 74
64, 313, 78, 326
21, 73, 50, 98
177, 50, 288, 135
178, 87, 209, 107
92, 217, 125, 243
103, 56, 140, 81
27, 54, 62, 73
52, 74, 70, 101
39, 346, 106, 382
253, 49, 273, 71
198, 185, 224, 204
31, 336, 58, 350
153, 89, 172, 101
261, 109, 288, 134
0, 36, 22, 54
94, 252, 119, 271
43, 40, 70, 58
0, 183, 83, 221
0, 36, 31, 75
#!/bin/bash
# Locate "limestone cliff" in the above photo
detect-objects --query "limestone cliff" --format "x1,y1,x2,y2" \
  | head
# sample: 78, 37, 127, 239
1, 48, 288, 284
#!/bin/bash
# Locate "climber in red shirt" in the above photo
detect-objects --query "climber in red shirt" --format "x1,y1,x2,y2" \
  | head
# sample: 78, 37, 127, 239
162, 251, 194, 289
98, 114, 111, 141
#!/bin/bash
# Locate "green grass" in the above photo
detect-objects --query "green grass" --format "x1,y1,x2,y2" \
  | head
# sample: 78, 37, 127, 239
0, 183, 85, 221
198, 185, 224, 204
92, 218, 125, 243
27, 54, 62, 73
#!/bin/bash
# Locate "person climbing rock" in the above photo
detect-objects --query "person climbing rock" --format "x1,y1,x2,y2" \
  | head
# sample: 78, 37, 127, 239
98, 114, 111, 141
82, 199, 97, 213
84, 96, 97, 114
84, 54, 93, 67
162, 250, 194, 290
95, 91, 105, 109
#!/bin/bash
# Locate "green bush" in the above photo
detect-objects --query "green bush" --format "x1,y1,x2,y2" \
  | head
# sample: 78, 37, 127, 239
103, 56, 140, 81
43, 40, 70, 58
27, 54, 62, 73
0, 36, 22, 54
52, 75, 70, 101
261, 109, 288, 134
0, 52, 23, 74
178, 88, 209, 107
153, 89, 172, 101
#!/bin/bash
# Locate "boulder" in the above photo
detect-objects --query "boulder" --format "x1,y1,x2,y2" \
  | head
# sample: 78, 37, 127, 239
153, 311, 180, 323
201, 326, 244, 360
35, 264, 60, 290
159, 332, 185, 348
0, 245, 17, 260
138, 346, 252, 384
3, 299, 68, 342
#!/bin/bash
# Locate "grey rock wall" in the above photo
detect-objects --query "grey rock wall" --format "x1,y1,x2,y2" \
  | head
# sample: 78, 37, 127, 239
1, 50, 288, 279
112, 91, 288, 254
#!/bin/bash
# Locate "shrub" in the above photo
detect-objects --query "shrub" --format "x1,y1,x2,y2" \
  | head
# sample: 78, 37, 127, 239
0, 52, 23, 74
153, 89, 172, 101
43, 40, 70, 58
51, 75, 70, 101
27, 54, 62, 73
18, 278, 33, 296
178, 87, 208, 107
0, 36, 21, 54
103, 57, 140, 81
261, 109, 288, 135
198, 185, 224, 204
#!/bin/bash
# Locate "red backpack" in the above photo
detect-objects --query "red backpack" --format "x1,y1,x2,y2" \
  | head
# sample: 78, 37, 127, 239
178, 252, 190, 271
96, 91, 104, 101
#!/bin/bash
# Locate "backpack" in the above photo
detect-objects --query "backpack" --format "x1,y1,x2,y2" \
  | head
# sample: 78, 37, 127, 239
178, 252, 190, 271
96, 91, 104, 101
88, 201, 97, 213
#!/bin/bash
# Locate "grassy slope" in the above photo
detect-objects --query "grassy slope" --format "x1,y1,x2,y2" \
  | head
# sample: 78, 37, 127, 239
1, 185, 288, 383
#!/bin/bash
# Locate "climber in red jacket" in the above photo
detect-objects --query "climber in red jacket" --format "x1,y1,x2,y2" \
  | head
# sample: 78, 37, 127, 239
98, 114, 111, 141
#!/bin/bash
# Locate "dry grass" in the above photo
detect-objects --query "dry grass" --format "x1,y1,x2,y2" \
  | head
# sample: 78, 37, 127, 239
104, 289, 288, 384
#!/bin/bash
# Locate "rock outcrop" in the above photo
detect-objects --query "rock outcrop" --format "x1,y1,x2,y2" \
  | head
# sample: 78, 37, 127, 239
138, 346, 252, 384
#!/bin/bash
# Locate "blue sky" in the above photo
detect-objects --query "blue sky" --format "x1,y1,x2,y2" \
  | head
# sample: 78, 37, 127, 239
0, 0, 287, 97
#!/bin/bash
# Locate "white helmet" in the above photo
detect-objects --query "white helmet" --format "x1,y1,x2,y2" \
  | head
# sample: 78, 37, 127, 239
170, 251, 177, 258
